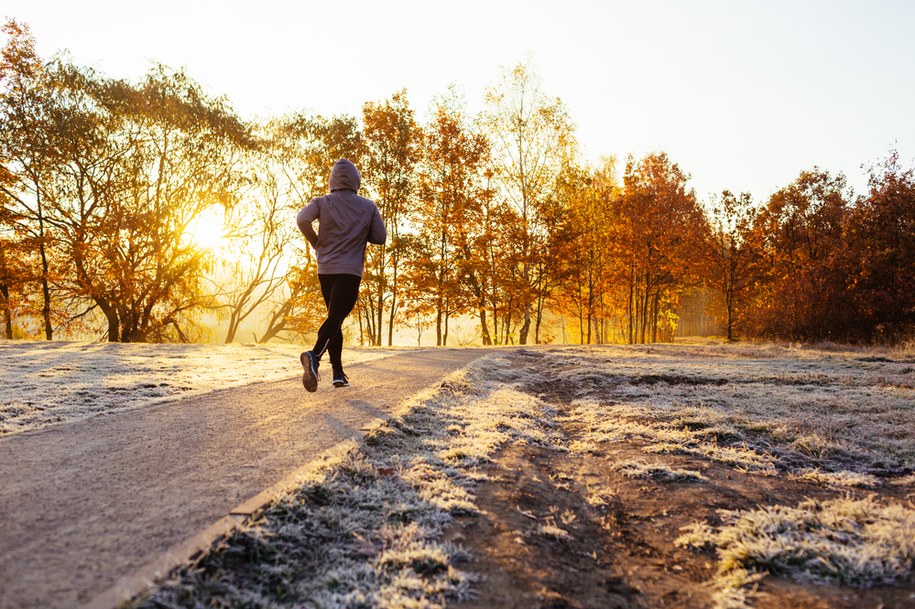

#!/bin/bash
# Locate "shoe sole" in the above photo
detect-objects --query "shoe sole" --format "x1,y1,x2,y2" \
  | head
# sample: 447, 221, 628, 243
332, 380, 349, 388
300, 352, 318, 393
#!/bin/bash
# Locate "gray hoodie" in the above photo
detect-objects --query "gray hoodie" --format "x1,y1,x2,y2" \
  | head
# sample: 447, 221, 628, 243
296, 159, 387, 277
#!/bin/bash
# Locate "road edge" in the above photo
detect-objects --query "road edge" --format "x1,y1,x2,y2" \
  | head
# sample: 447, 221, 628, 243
82, 417, 387, 609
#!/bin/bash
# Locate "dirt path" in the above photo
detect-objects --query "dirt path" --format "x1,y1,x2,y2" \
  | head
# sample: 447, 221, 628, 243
0, 348, 483, 609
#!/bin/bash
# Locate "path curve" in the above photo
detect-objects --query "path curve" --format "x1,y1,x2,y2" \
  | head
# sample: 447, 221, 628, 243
0, 348, 484, 609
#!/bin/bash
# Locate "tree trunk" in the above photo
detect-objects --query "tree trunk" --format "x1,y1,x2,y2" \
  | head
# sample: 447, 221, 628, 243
726, 284, 734, 341
518, 304, 531, 345
39, 247, 52, 340
579, 286, 586, 345
387, 271, 397, 347
534, 285, 546, 344
357, 306, 366, 345
651, 291, 659, 343
436, 307, 443, 347
376, 289, 384, 347
627, 266, 635, 345
0, 282, 11, 339
36, 205, 52, 340
534, 311, 542, 345
490, 299, 500, 346
0, 246, 12, 339
97, 299, 120, 342
225, 310, 240, 344
479, 307, 492, 345
640, 274, 651, 344
259, 297, 294, 344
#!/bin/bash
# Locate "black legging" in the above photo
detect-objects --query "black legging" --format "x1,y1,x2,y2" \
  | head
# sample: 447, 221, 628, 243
311, 273, 361, 372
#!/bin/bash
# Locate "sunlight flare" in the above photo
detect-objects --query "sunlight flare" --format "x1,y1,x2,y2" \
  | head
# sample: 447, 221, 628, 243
184, 206, 227, 252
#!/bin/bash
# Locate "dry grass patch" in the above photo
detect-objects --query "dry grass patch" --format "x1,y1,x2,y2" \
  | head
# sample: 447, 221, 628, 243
544, 344, 915, 483
676, 496, 915, 608
614, 458, 706, 481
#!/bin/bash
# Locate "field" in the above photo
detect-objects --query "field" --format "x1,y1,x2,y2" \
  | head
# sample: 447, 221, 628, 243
122, 342, 915, 609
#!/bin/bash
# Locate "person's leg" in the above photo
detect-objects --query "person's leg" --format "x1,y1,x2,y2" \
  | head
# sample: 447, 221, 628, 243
327, 326, 345, 373
311, 274, 361, 366
313, 275, 343, 365
317, 274, 346, 373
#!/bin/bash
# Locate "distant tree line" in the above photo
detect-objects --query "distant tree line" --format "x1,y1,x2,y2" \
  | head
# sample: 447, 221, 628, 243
1, 20, 912, 345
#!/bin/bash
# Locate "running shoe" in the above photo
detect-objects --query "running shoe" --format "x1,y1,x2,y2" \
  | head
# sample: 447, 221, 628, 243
332, 371, 349, 388
300, 350, 319, 392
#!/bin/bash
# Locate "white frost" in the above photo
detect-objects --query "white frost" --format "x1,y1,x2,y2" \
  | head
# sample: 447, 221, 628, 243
0, 340, 398, 435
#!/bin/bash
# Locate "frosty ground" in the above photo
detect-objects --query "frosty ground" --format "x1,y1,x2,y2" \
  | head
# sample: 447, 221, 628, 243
2, 340, 914, 609
0, 340, 394, 435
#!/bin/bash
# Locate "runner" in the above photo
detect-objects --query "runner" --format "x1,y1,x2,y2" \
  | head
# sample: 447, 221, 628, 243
296, 158, 387, 392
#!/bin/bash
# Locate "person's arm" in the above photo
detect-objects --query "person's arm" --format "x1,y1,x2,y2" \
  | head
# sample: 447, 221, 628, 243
367, 205, 387, 245
296, 200, 320, 247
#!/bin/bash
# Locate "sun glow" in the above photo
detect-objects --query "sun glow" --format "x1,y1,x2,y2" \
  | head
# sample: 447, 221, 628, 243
184, 206, 227, 251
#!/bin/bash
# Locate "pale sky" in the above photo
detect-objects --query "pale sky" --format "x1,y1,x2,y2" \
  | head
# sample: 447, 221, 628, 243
4, 0, 914, 203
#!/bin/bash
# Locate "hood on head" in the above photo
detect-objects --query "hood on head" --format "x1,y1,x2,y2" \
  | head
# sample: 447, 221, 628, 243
329, 158, 361, 192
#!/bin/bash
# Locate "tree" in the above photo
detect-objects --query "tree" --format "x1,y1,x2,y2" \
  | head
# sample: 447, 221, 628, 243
748, 169, 850, 340
0, 99, 25, 338
278, 113, 365, 201
0, 19, 56, 338
842, 150, 915, 340
361, 90, 420, 345
706, 190, 757, 341
52, 65, 252, 342
0, 176, 27, 338
461, 167, 516, 345
616, 153, 707, 343
218, 141, 301, 344
483, 62, 575, 344
552, 159, 620, 344
407, 91, 488, 345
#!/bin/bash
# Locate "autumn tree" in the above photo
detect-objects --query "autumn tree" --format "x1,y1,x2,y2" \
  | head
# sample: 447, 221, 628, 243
405, 91, 488, 345
279, 113, 365, 201
51, 64, 251, 342
0, 19, 57, 338
26, 61, 145, 342
748, 169, 851, 340
551, 158, 621, 344
0, 68, 22, 339
841, 150, 915, 340
217, 134, 305, 344
0, 157, 25, 338
361, 90, 420, 346
483, 62, 575, 344
706, 190, 757, 340
617, 153, 707, 343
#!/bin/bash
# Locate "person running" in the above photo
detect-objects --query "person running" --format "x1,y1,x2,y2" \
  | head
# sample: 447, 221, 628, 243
296, 158, 386, 392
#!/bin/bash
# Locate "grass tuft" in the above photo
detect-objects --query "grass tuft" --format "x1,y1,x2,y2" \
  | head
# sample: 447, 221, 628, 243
677, 496, 915, 608
614, 458, 706, 481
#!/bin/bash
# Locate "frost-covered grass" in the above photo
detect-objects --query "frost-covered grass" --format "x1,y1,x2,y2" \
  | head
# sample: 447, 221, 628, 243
548, 343, 915, 480
128, 352, 562, 608
791, 468, 881, 488
536, 343, 914, 608
566, 400, 780, 473
676, 496, 915, 608
0, 340, 395, 435
613, 458, 706, 481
